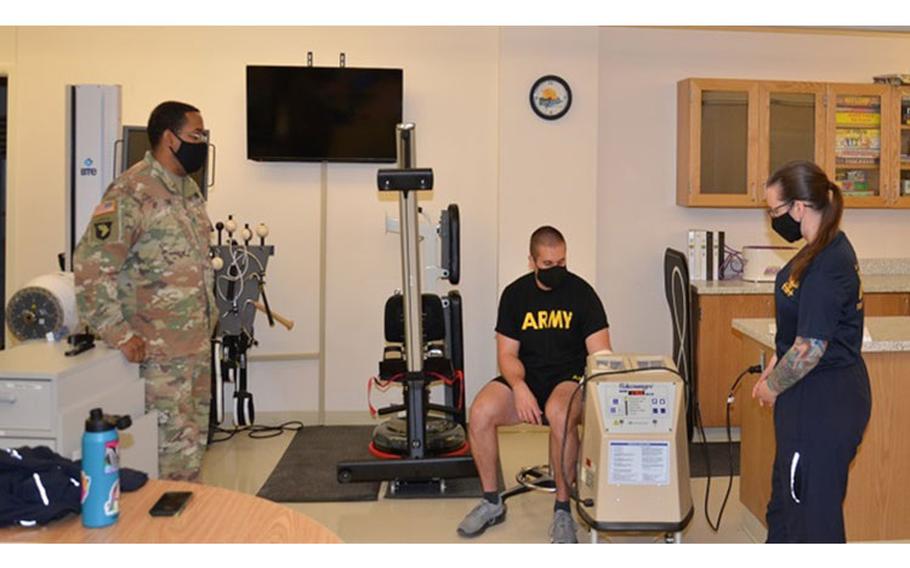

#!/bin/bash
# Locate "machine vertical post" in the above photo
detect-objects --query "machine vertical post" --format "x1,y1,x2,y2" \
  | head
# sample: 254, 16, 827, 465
396, 124, 424, 372
396, 123, 427, 457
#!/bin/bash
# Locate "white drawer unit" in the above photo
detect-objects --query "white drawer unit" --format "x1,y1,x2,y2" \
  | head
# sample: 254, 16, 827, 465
0, 340, 159, 478
0, 379, 53, 431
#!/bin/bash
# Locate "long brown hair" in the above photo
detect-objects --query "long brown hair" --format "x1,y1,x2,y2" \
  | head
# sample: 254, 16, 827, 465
766, 160, 844, 283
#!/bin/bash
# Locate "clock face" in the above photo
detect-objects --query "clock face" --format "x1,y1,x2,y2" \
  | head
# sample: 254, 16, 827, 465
530, 75, 572, 120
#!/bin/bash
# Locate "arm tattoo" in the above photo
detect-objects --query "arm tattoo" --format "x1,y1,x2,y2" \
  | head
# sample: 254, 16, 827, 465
766, 336, 828, 394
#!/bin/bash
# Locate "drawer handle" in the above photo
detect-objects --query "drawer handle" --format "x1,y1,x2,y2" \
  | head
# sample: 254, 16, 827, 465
0, 394, 17, 404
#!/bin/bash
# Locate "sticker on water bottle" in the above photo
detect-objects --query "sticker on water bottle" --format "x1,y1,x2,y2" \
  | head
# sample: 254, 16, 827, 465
81, 472, 91, 505
104, 480, 120, 516
104, 440, 120, 474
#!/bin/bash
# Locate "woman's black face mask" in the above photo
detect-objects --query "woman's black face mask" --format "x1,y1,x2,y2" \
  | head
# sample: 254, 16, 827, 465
771, 205, 803, 243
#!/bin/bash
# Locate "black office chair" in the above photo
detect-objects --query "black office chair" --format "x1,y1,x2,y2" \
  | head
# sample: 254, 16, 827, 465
664, 248, 697, 439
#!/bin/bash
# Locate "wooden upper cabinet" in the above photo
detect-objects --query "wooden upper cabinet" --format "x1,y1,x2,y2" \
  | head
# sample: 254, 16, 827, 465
824, 83, 892, 208
678, 79, 759, 207
891, 87, 910, 209
679, 78, 910, 209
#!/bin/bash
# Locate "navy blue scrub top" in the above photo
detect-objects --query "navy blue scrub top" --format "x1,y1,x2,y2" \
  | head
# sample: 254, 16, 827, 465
774, 231, 865, 371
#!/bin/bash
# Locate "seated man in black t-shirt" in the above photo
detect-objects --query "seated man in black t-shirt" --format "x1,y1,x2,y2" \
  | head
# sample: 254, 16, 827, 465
457, 226, 612, 543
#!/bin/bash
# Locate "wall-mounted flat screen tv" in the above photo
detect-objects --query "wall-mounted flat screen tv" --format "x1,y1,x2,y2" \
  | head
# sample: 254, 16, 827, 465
246, 65, 403, 163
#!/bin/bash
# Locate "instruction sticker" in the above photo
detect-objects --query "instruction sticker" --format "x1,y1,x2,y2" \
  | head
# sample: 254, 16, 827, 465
608, 441, 670, 486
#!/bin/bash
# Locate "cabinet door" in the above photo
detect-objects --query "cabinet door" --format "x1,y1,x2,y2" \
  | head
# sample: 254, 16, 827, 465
826, 84, 893, 208
678, 79, 759, 207
893, 87, 910, 208
758, 82, 826, 190
695, 293, 775, 428
863, 292, 910, 316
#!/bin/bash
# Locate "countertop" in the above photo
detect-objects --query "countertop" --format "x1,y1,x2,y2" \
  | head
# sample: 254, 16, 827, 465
732, 316, 910, 353
694, 274, 910, 295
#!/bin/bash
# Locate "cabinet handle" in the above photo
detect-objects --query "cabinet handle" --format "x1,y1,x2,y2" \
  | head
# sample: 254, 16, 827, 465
0, 394, 17, 404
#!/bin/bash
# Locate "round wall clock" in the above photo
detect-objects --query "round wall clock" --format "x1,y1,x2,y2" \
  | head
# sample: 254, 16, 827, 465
529, 75, 572, 120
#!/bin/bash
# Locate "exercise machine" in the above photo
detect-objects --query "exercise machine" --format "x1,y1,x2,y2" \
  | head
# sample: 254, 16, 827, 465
337, 123, 476, 495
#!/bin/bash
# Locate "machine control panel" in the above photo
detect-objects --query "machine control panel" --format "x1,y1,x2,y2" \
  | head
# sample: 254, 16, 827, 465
598, 381, 675, 434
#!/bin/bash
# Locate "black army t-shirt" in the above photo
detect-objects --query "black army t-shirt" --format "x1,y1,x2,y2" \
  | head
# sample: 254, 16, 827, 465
774, 231, 864, 371
496, 271, 609, 394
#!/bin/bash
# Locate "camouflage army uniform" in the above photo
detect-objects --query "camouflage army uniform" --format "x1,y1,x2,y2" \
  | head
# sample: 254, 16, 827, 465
74, 151, 215, 481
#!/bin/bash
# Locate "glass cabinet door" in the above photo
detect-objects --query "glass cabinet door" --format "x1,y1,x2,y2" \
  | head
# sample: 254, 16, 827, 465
759, 83, 826, 191
828, 85, 891, 207
897, 89, 910, 207
700, 90, 750, 196
678, 79, 759, 207
769, 93, 819, 172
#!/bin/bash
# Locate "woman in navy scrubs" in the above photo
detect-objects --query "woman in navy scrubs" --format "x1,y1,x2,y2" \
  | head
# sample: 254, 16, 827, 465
752, 160, 871, 543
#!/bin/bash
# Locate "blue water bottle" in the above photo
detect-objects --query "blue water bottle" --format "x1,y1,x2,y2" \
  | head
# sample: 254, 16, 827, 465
81, 408, 131, 528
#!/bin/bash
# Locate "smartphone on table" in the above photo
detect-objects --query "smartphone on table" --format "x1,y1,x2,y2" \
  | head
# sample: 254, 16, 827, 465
149, 491, 193, 517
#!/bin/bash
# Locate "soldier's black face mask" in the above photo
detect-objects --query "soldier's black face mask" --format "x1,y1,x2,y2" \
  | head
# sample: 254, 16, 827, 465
170, 131, 207, 175
537, 266, 568, 290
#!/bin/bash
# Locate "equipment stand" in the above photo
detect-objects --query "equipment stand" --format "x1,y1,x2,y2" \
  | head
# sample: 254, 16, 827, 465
336, 124, 476, 490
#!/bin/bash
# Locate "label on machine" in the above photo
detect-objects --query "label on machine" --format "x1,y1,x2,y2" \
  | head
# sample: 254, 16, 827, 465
598, 382, 675, 433
607, 441, 670, 486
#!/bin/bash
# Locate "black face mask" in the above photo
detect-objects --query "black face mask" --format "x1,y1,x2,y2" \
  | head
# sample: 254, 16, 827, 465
170, 132, 207, 175
537, 266, 568, 290
771, 210, 803, 243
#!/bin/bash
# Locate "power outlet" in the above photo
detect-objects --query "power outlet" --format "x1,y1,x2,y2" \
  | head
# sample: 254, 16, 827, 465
759, 351, 766, 373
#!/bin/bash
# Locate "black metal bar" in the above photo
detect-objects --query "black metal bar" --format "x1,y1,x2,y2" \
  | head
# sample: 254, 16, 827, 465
405, 375, 426, 458
337, 455, 477, 483
377, 405, 406, 416
426, 403, 459, 416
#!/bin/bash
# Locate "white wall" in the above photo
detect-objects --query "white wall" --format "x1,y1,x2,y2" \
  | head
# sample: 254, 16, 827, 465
498, 27, 600, 287
598, 27, 910, 356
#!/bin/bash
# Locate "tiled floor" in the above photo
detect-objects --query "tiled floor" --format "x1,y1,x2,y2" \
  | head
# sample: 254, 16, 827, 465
200, 423, 762, 544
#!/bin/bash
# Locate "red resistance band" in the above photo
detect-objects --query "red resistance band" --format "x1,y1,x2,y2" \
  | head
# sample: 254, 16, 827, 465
368, 440, 471, 460
366, 370, 465, 418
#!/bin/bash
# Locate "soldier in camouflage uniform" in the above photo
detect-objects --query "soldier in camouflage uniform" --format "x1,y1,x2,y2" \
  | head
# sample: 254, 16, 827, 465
74, 101, 215, 481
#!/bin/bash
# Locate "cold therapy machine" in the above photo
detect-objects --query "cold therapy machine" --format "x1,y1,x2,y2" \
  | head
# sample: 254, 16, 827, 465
577, 352, 694, 543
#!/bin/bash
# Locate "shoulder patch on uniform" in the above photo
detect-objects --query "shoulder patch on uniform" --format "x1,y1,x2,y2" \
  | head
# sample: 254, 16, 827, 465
93, 220, 114, 241
91, 200, 121, 243
92, 200, 117, 218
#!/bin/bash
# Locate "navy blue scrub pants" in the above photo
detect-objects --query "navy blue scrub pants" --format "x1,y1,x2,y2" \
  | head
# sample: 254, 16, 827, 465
765, 362, 871, 543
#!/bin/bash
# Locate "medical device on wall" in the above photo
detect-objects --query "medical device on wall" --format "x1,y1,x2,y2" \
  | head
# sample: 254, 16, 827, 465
210, 217, 285, 429
5, 273, 79, 342
577, 352, 694, 543
65, 84, 121, 266
741, 246, 797, 282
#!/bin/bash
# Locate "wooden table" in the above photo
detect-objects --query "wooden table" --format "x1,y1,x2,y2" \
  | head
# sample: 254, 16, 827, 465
0, 479, 342, 543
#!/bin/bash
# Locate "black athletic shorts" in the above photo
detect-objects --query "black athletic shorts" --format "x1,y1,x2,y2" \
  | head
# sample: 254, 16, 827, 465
491, 376, 580, 419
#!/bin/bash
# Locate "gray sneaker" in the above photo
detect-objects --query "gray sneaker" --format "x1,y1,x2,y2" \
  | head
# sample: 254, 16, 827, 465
549, 509, 578, 543
457, 499, 506, 537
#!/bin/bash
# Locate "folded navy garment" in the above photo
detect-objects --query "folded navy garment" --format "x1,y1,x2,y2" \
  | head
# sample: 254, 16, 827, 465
0, 445, 149, 528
